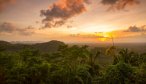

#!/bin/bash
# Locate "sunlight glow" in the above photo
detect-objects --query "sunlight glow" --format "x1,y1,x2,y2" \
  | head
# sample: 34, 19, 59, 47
79, 25, 115, 33
95, 32, 112, 41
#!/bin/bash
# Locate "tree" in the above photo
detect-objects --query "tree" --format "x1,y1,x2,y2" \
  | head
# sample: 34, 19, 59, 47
103, 61, 135, 84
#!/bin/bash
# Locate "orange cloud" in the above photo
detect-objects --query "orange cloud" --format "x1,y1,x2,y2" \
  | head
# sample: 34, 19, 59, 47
70, 24, 146, 42
70, 32, 113, 42
0, 22, 35, 35
40, 0, 89, 28
101, 0, 140, 10
0, 0, 15, 12
40, 0, 141, 28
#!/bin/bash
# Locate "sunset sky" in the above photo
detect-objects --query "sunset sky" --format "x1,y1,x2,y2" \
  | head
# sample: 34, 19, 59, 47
0, 0, 146, 43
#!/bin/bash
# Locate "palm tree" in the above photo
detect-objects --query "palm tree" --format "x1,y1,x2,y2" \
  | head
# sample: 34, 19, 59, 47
88, 49, 100, 76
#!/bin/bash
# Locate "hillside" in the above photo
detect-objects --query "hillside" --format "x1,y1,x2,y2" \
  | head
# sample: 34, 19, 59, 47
0, 40, 65, 53
33, 40, 65, 53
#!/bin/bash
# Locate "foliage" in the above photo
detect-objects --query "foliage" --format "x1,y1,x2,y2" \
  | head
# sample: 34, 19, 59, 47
102, 61, 135, 84
0, 41, 146, 84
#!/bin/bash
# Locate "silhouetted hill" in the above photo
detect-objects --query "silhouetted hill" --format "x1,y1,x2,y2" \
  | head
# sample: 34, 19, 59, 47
0, 41, 12, 51
0, 40, 146, 53
0, 40, 65, 53
33, 40, 65, 53
0, 40, 11, 45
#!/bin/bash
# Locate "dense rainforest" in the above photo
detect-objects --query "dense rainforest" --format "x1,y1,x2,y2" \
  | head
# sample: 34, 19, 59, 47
0, 40, 146, 84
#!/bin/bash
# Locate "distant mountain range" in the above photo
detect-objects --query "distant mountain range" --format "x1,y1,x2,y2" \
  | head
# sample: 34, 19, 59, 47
0, 40, 146, 53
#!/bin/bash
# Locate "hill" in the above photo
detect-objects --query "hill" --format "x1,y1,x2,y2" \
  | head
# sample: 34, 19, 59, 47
0, 40, 65, 53
33, 40, 65, 53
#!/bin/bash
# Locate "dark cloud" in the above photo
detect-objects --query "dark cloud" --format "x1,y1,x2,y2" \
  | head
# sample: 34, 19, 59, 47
0, 22, 34, 35
40, 0, 141, 28
101, 0, 118, 5
0, 0, 15, 12
40, 0, 89, 28
101, 0, 140, 10
124, 25, 146, 32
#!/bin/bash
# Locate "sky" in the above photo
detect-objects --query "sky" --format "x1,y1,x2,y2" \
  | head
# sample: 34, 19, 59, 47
0, 0, 146, 43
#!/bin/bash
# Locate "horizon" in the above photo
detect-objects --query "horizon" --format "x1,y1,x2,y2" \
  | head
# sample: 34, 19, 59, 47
1, 40, 146, 44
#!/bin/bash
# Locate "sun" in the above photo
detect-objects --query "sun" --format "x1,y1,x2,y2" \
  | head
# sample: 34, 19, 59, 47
95, 32, 112, 41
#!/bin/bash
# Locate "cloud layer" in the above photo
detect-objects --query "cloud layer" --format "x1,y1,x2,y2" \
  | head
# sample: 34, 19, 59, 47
124, 25, 146, 32
40, 0, 140, 28
70, 32, 112, 39
0, 22, 34, 35
101, 0, 139, 10
0, 0, 15, 12
69, 24, 146, 41
40, 0, 89, 28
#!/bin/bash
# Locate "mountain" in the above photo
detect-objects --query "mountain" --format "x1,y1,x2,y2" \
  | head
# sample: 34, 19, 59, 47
0, 41, 11, 51
0, 40, 11, 45
33, 40, 65, 53
0, 40, 65, 53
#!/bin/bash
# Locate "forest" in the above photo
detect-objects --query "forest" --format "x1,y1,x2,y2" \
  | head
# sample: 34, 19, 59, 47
0, 40, 146, 84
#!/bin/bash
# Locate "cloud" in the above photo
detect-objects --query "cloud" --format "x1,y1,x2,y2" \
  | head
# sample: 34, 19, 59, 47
70, 25, 146, 40
106, 25, 146, 39
40, 0, 89, 28
124, 25, 146, 32
0, 0, 15, 12
0, 22, 34, 35
70, 32, 111, 39
101, 0, 118, 5
101, 0, 140, 10
40, 0, 141, 28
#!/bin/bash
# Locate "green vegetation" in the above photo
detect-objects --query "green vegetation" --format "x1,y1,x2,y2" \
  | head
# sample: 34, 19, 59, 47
0, 41, 146, 84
